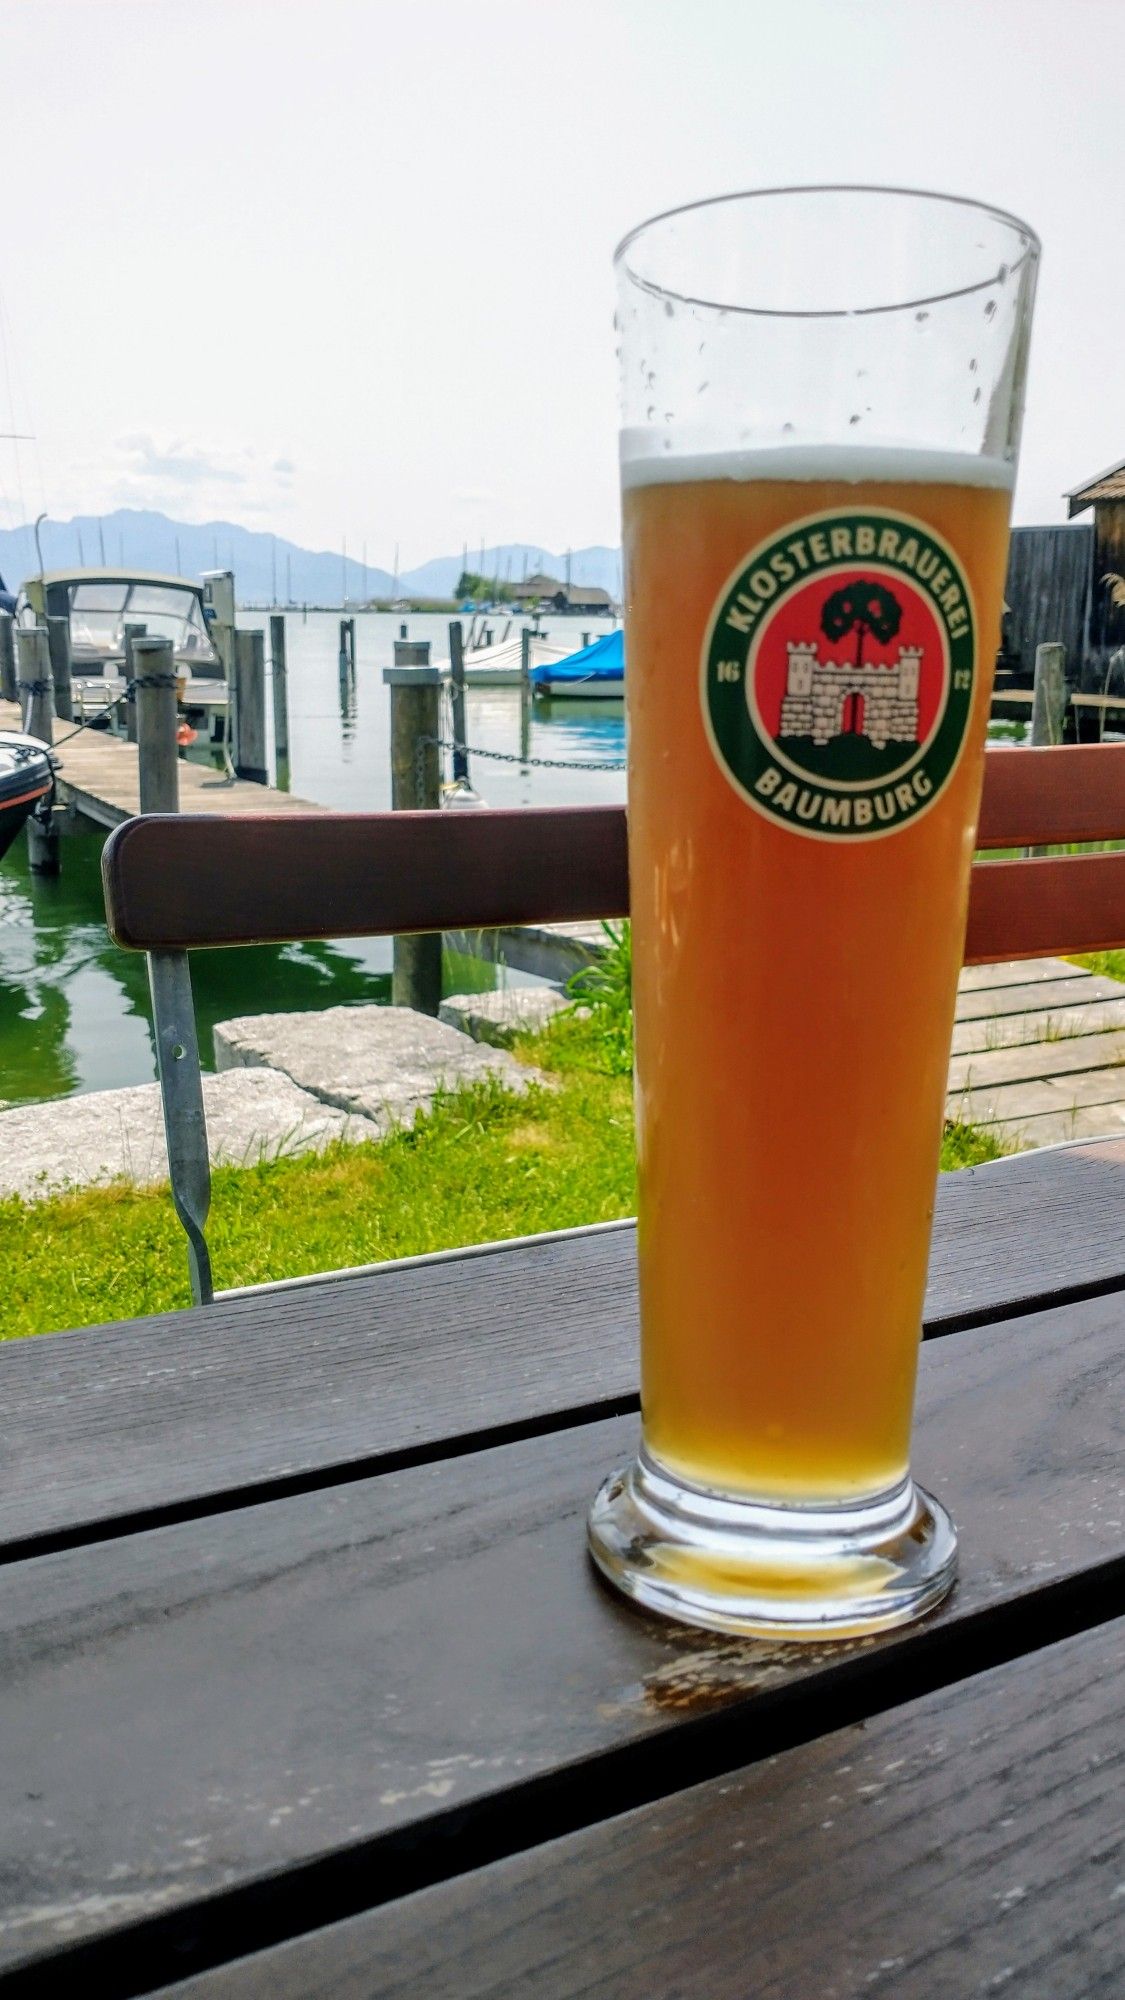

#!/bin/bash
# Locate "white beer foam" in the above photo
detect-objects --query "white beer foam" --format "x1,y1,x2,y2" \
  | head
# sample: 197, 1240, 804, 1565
620, 436, 1015, 492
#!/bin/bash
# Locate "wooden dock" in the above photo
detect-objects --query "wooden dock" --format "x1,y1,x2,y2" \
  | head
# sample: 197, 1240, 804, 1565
949, 957, 1125, 1148
0, 698, 321, 826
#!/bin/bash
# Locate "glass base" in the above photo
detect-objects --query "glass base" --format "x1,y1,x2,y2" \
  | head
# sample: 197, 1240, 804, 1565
587, 1449, 957, 1640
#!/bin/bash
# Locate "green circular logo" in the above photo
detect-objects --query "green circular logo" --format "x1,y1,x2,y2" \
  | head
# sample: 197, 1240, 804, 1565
701, 506, 977, 840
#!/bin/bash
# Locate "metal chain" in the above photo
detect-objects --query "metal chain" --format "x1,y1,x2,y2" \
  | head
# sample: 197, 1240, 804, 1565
39, 675, 182, 749
423, 734, 625, 773
15, 677, 54, 696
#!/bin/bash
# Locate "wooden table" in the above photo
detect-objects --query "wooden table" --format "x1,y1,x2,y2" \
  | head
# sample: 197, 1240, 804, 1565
1, 1137, 1123, 1998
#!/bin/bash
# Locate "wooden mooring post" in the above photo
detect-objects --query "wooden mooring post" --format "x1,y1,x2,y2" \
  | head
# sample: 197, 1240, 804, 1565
123, 623, 147, 742
519, 625, 532, 762
384, 638, 442, 1014
134, 635, 180, 814
269, 612, 289, 785
0, 611, 16, 703
1028, 642, 1068, 859
16, 625, 58, 874
447, 620, 469, 784
1030, 642, 1067, 747
338, 617, 356, 672
46, 613, 75, 723
233, 628, 268, 784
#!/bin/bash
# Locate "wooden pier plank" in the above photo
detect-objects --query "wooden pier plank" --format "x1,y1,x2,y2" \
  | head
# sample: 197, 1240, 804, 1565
954, 971, 1119, 1021
0, 696, 320, 823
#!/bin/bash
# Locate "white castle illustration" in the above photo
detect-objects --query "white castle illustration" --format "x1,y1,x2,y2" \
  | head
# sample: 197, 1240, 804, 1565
778, 641, 922, 750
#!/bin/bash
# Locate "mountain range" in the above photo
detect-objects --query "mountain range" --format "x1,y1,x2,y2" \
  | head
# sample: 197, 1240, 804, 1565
0, 511, 622, 605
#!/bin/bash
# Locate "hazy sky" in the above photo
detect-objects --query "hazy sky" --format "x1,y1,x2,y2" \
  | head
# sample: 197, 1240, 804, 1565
1, 0, 1122, 563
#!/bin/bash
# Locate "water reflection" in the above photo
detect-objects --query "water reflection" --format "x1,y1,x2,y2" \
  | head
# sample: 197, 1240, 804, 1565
0, 834, 393, 1106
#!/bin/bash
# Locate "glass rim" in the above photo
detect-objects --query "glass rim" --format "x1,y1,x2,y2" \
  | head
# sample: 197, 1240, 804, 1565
614, 183, 1041, 322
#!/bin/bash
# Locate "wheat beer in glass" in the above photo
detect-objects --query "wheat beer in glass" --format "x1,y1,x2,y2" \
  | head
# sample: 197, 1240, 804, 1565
587, 187, 1039, 1636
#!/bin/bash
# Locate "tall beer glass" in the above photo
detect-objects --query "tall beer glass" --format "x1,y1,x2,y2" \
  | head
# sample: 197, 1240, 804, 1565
588, 187, 1039, 1637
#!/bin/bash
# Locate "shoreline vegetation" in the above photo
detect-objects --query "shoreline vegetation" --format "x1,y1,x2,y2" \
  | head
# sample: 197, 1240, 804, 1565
2, 939, 1015, 1343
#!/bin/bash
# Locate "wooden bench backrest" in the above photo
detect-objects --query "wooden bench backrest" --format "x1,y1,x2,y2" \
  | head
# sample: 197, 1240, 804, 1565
100, 743, 1125, 1309
104, 744, 1125, 964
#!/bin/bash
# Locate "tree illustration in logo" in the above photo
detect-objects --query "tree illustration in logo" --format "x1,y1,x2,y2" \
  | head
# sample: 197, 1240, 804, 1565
820, 580, 902, 671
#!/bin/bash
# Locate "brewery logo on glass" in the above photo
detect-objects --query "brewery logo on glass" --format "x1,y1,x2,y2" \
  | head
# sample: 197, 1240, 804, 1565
701, 507, 977, 840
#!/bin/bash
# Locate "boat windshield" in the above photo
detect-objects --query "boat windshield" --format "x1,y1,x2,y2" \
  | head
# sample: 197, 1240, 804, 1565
68, 582, 219, 665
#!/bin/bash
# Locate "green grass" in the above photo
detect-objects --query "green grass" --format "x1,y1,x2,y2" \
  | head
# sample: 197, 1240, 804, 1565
1069, 949, 1125, 983
0, 1001, 1006, 1343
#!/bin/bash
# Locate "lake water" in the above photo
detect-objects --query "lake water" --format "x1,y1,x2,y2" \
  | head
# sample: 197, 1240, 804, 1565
0, 611, 626, 1107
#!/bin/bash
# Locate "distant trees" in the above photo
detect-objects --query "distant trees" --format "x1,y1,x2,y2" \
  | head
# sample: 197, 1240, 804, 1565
455, 571, 514, 603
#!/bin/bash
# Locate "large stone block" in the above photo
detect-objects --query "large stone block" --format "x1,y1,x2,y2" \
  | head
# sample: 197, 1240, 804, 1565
439, 987, 567, 1048
0, 1069, 376, 1205
213, 1004, 542, 1134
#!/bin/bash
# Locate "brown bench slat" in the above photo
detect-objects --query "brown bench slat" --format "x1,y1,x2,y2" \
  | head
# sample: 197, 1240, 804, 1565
102, 804, 630, 951
964, 851, 1125, 964
103, 796, 1124, 962
1, 1290, 1122, 1987
975, 741, 1125, 849
164, 1615, 1125, 2000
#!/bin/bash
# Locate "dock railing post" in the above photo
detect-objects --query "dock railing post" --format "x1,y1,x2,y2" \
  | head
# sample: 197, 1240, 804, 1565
384, 639, 443, 1013
269, 611, 289, 787
233, 628, 268, 784
16, 625, 58, 875
1028, 642, 1068, 858
134, 634, 180, 814
1030, 642, 1067, 747
0, 610, 16, 704
519, 625, 532, 762
122, 622, 147, 742
46, 613, 75, 723
448, 619, 469, 784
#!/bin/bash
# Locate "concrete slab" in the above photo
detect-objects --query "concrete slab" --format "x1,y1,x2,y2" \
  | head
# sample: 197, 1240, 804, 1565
0, 1068, 376, 1205
213, 1004, 544, 1133
439, 987, 568, 1047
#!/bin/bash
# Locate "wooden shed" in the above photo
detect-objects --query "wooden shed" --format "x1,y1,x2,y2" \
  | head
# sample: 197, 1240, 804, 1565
1066, 457, 1125, 672
1000, 523, 1092, 687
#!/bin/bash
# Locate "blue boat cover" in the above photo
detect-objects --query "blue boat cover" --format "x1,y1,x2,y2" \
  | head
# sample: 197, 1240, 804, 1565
528, 627, 623, 685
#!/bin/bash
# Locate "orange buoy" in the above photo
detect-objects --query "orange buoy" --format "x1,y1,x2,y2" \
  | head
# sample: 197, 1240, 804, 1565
176, 722, 197, 748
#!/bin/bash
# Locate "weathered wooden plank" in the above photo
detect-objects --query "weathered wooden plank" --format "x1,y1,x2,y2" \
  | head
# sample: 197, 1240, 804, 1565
2, 1143, 1124, 1559
990, 1102, 1125, 1150
164, 1614, 1125, 2000
0, 1289, 1121, 1986
951, 995, 1125, 1055
957, 958, 1090, 992
954, 971, 1115, 1021
948, 1026, 1125, 1093
951, 1069, 1125, 1125
0, 696, 320, 826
